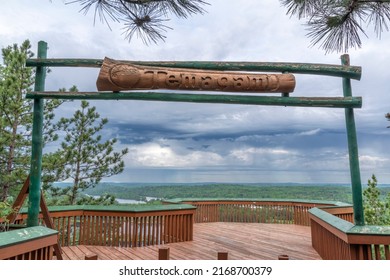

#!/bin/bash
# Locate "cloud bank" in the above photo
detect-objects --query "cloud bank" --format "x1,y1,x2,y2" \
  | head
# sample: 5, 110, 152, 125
1, 0, 389, 183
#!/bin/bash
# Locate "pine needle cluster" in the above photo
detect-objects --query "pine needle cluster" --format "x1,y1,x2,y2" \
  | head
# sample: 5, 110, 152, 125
281, 0, 390, 53
67, 0, 208, 44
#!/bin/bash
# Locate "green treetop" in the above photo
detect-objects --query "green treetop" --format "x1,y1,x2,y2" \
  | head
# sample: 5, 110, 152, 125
0, 41, 35, 201
0, 40, 77, 201
363, 174, 390, 225
51, 100, 128, 205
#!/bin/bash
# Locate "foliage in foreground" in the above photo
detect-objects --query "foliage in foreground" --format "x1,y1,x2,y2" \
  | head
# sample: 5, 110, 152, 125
281, 0, 390, 53
0, 197, 18, 232
68, 0, 208, 44
0, 40, 68, 201
0, 40, 127, 207
69, 1, 390, 52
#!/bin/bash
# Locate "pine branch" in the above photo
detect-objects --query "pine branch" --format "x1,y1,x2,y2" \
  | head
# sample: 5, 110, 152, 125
281, 0, 390, 52
66, 0, 208, 44
281, 0, 320, 19
307, 9, 367, 53
121, 4, 172, 44
365, 1, 390, 37
66, 0, 121, 29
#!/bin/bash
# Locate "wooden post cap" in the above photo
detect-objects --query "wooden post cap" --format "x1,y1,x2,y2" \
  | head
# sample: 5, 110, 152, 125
217, 252, 228, 260
278, 254, 289, 260
158, 248, 170, 260
84, 253, 98, 260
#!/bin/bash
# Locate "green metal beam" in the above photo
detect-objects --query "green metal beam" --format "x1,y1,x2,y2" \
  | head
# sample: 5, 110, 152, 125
26, 41, 47, 227
26, 91, 362, 108
341, 54, 364, 226
26, 59, 362, 80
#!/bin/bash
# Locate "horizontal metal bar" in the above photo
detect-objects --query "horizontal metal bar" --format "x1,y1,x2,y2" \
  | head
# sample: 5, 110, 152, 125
26, 59, 362, 80
26, 91, 362, 108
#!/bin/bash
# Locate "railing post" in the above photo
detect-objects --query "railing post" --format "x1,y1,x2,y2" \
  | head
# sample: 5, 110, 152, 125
159, 248, 170, 260
27, 41, 47, 227
341, 54, 364, 226
217, 252, 228, 260
85, 253, 98, 260
278, 254, 289, 260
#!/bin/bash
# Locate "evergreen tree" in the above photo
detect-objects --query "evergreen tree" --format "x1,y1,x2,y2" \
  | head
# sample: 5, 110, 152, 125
386, 113, 390, 128
363, 174, 390, 225
41, 87, 78, 191
0, 40, 34, 201
76, 193, 117, 206
68, 0, 208, 44
0, 40, 76, 201
281, 0, 390, 53
52, 100, 128, 205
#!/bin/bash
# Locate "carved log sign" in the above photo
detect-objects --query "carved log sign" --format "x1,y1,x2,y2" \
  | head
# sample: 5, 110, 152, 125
96, 57, 296, 93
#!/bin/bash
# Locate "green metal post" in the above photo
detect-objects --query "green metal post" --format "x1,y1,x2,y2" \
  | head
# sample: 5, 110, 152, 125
341, 54, 364, 226
26, 41, 47, 227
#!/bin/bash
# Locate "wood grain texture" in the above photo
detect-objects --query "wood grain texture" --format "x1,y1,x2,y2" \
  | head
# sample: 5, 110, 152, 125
96, 57, 296, 93
61, 223, 321, 260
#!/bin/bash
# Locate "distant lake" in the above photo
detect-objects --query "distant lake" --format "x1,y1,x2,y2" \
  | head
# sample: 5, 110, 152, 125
115, 198, 145, 204
92, 196, 157, 204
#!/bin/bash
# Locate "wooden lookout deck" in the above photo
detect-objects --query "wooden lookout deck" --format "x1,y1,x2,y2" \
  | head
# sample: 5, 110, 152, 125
61, 222, 321, 260
4, 200, 389, 261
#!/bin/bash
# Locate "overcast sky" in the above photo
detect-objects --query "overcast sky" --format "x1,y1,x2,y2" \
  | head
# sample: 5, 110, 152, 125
1, 0, 390, 184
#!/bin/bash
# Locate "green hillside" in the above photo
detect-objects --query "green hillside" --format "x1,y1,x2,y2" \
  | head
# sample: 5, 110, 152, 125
79, 183, 385, 204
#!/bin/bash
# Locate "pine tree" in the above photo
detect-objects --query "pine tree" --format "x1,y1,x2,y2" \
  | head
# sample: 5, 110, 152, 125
41, 87, 78, 190
53, 100, 128, 205
0, 40, 34, 201
0, 40, 76, 201
0, 40, 123, 205
363, 174, 389, 225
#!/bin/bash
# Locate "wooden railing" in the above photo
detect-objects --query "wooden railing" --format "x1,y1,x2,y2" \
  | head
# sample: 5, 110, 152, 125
6, 199, 389, 260
309, 207, 390, 260
14, 204, 195, 248
0, 226, 58, 260
321, 205, 354, 223
163, 199, 344, 226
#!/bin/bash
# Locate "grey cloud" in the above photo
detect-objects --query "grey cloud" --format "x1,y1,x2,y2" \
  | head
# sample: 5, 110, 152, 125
3, 0, 390, 183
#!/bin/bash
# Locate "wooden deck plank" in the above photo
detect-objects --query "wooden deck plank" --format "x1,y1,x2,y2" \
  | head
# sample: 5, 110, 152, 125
63, 245, 90, 260
107, 247, 135, 260
61, 223, 321, 260
159, 241, 216, 260
61, 246, 78, 260
86, 246, 117, 260
131, 247, 159, 260
110, 247, 138, 260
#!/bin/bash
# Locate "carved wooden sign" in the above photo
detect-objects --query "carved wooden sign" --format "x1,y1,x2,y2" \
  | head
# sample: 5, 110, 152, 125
96, 57, 296, 93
